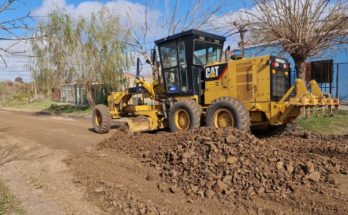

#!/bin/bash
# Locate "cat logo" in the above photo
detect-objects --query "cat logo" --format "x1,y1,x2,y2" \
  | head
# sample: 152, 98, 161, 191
205, 66, 219, 78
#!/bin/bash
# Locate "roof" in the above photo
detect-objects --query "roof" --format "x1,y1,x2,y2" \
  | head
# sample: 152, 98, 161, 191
232, 41, 280, 52
155, 29, 226, 45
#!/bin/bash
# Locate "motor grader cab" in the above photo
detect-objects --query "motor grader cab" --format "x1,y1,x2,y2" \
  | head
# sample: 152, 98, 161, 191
155, 30, 225, 103
92, 29, 340, 134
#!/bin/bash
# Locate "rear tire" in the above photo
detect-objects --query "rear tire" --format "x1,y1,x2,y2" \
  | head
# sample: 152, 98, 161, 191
168, 99, 202, 132
92, 104, 111, 134
206, 97, 250, 132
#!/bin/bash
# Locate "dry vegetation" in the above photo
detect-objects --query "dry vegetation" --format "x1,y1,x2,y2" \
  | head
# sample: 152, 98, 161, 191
0, 81, 35, 106
0, 180, 25, 215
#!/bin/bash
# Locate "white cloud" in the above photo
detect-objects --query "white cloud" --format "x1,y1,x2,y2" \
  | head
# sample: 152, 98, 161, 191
35, 0, 74, 17
35, 0, 161, 31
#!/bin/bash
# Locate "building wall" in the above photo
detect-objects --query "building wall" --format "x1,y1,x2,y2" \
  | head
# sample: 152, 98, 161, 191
233, 43, 348, 100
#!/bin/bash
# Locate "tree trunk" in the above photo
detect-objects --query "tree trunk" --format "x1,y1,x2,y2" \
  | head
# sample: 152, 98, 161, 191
86, 83, 95, 107
293, 56, 306, 80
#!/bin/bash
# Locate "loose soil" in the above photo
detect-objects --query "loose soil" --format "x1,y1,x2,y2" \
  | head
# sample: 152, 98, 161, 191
68, 127, 348, 215
0, 110, 107, 215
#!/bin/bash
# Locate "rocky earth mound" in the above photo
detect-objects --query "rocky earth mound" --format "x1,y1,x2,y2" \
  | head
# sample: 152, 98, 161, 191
100, 127, 346, 201
69, 127, 348, 214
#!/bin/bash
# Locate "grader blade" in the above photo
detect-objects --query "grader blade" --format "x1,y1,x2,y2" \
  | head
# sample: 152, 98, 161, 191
126, 117, 152, 133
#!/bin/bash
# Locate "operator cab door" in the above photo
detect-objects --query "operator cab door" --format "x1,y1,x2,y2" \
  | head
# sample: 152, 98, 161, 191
192, 39, 224, 104
159, 41, 190, 95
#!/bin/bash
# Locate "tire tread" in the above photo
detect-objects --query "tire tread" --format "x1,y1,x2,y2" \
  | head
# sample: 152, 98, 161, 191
168, 99, 202, 132
92, 104, 111, 134
206, 97, 250, 131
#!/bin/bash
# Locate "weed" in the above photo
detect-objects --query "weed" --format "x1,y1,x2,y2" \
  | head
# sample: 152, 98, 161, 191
298, 110, 348, 135
0, 181, 25, 215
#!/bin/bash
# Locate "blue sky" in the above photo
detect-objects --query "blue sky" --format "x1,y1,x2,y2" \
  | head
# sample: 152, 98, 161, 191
0, 0, 253, 82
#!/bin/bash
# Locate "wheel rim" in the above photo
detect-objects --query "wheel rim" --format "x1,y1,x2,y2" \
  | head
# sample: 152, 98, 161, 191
213, 108, 234, 128
174, 109, 190, 130
95, 110, 102, 127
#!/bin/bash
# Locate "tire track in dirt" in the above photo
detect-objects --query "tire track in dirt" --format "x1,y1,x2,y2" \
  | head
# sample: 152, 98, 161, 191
0, 111, 109, 214
0, 132, 102, 215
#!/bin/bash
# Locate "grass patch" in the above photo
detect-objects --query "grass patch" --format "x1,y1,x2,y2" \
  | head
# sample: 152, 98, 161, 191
43, 104, 91, 116
1, 99, 60, 112
0, 180, 25, 215
298, 110, 348, 135
0, 100, 91, 117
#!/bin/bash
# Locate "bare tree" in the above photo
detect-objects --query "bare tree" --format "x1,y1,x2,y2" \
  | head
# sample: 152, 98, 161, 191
126, 0, 226, 87
232, 0, 348, 80
0, 0, 33, 66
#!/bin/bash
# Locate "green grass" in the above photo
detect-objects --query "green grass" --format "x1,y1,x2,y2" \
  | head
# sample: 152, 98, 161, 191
43, 103, 91, 116
0, 99, 91, 117
298, 110, 348, 135
0, 180, 25, 215
1, 99, 60, 112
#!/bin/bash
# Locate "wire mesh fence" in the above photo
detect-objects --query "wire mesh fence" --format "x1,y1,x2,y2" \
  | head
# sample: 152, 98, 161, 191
59, 84, 111, 106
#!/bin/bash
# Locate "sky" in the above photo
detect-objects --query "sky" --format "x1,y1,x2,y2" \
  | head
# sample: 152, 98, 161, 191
0, 0, 253, 82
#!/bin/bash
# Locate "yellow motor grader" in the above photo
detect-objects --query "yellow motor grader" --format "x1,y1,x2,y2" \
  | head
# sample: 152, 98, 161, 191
92, 29, 339, 133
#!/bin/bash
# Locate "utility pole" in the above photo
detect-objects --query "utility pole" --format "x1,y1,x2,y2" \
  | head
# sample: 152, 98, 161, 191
233, 22, 248, 57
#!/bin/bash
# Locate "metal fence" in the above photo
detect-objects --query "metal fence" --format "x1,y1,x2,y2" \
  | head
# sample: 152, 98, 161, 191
59, 84, 109, 106
335, 63, 348, 101
319, 62, 348, 101
60, 84, 87, 105
290, 62, 348, 101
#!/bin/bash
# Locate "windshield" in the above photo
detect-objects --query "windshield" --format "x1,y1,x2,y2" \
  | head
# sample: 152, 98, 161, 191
193, 40, 222, 65
159, 42, 177, 69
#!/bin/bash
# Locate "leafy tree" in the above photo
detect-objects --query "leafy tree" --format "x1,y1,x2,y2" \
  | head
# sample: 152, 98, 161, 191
128, 0, 226, 93
31, 9, 131, 107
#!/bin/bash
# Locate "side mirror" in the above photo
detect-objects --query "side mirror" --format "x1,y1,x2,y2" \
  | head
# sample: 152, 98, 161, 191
151, 48, 156, 64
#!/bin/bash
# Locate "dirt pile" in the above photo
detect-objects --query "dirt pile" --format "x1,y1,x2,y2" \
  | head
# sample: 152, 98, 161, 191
68, 127, 348, 214
100, 127, 346, 201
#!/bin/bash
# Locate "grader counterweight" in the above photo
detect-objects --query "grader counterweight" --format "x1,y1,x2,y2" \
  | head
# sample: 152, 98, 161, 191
92, 29, 339, 134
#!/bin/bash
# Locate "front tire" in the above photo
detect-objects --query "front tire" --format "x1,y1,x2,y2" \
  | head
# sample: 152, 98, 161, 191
168, 99, 202, 132
206, 97, 250, 132
92, 104, 111, 134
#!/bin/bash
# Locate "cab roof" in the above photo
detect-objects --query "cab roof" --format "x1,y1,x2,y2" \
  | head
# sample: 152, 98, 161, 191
155, 29, 226, 45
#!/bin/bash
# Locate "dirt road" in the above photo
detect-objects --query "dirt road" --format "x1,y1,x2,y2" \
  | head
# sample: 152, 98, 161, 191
0, 110, 107, 152
0, 110, 109, 215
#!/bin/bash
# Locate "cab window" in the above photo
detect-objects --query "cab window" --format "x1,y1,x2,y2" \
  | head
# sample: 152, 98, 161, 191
164, 68, 179, 92
159, 41, 188, 93
193, 40, 222, 65
160, 42, 177, 68
178, 41, 188, 92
